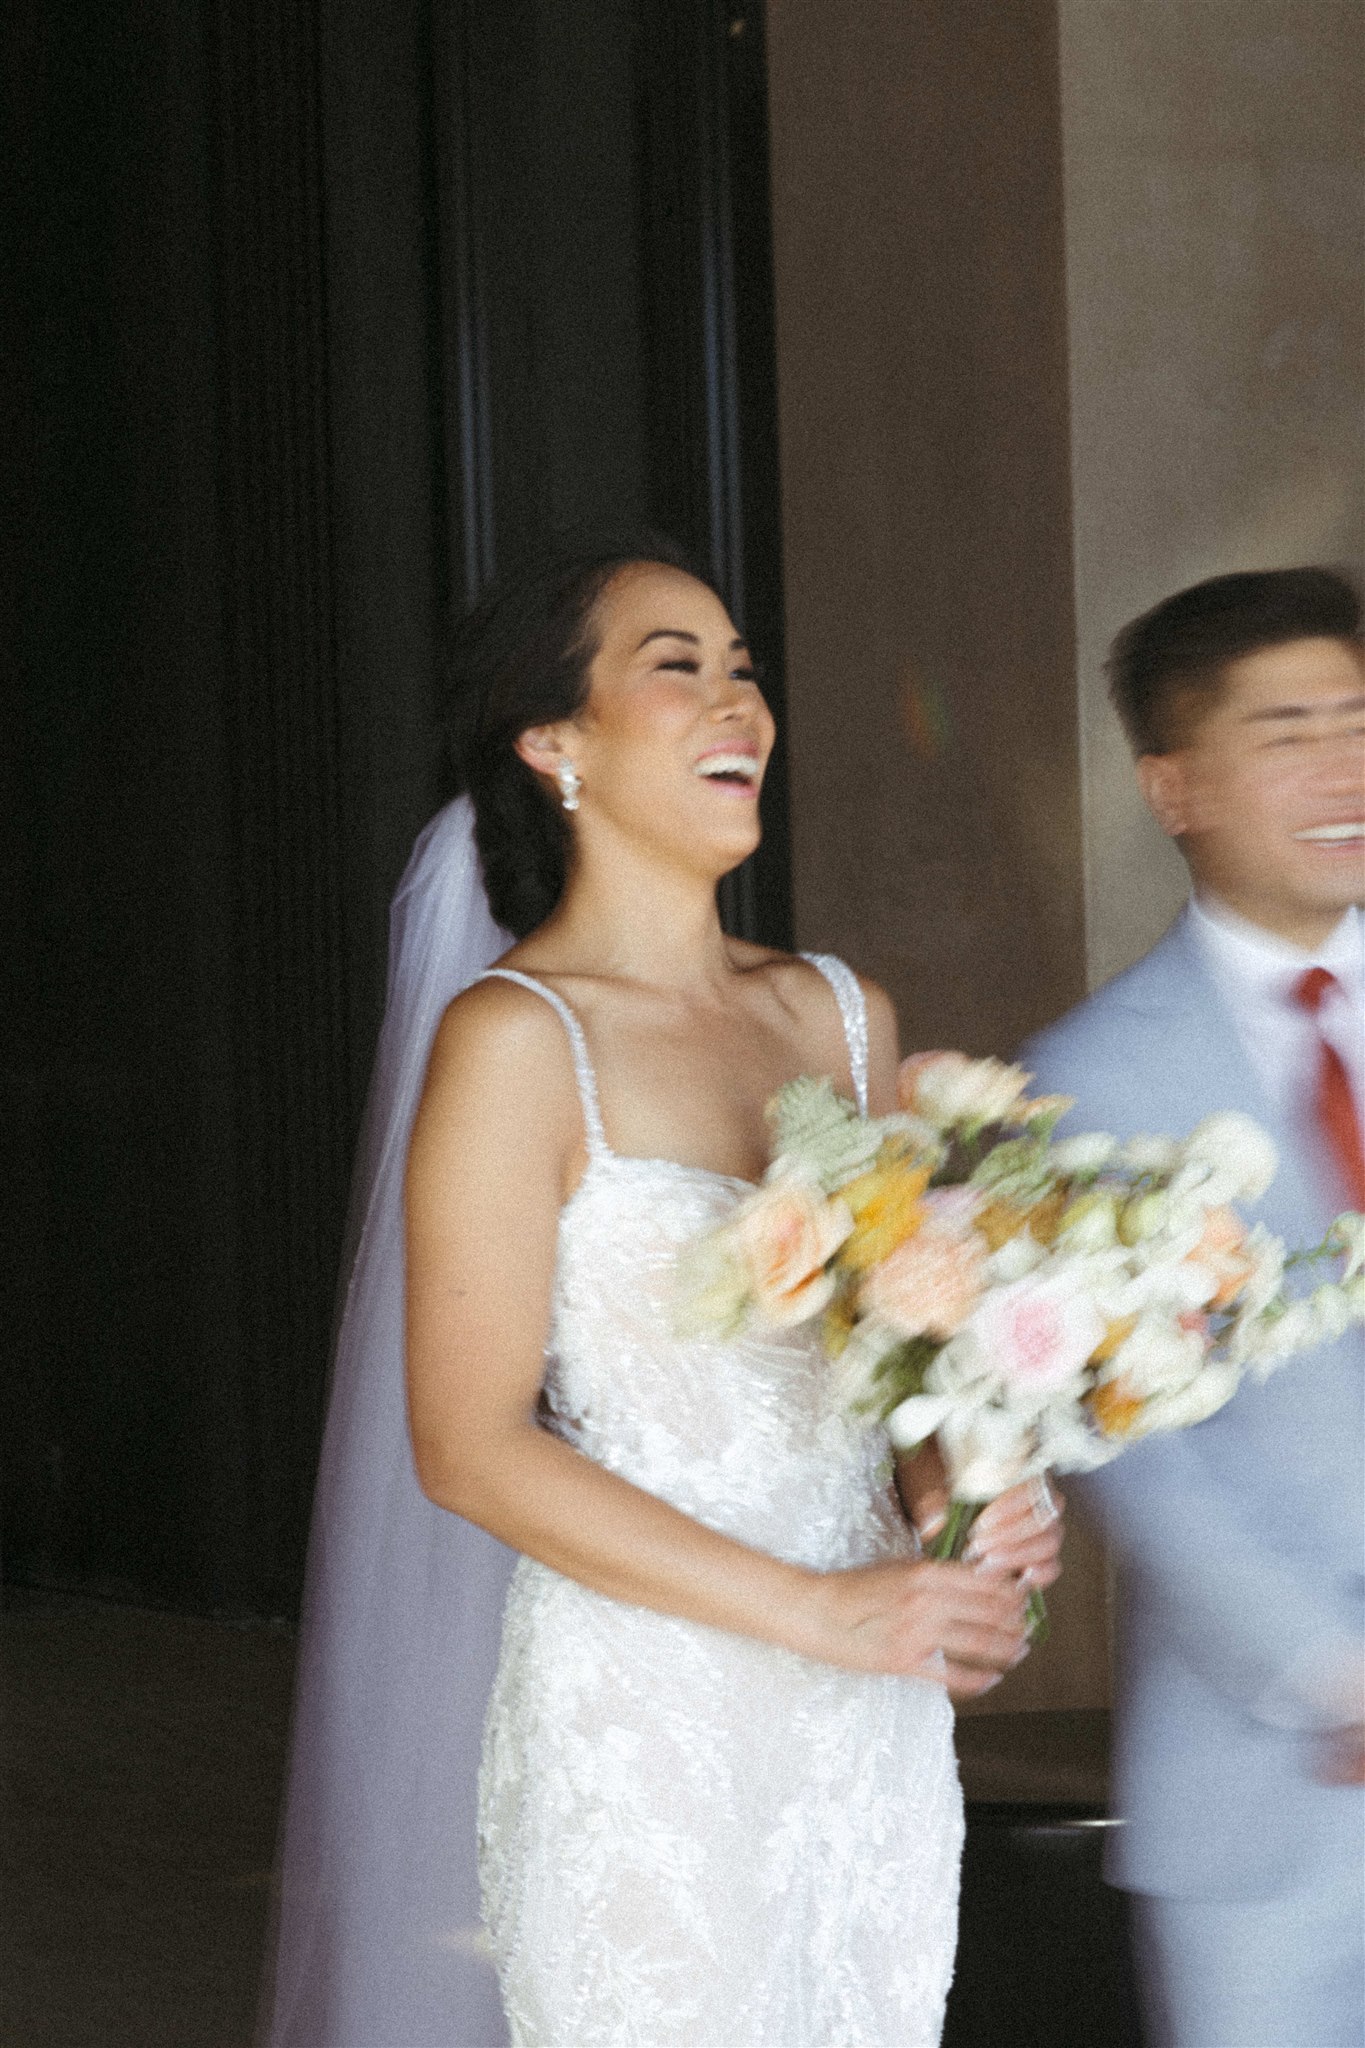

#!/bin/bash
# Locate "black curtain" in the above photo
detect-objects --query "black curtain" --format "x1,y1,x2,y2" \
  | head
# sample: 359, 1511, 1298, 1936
4, 0, 790, 1619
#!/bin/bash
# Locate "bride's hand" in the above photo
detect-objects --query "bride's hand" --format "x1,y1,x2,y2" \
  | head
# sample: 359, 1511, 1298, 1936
800, 1557, 1029, 1700
898, 1441, 1066, 1593
959, 1478, 1066, 1591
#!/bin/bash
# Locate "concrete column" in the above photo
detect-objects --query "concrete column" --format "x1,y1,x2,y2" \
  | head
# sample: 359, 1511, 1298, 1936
1059, 0, 1365, 985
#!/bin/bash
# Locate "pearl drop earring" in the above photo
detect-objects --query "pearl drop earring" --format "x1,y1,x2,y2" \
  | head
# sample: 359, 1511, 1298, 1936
555, 760, 582, 813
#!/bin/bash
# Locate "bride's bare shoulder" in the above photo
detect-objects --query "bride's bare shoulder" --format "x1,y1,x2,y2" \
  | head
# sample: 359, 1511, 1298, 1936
739, 947, 899, 1100
736, 943, 892, 1022
424, 969, 577, 1101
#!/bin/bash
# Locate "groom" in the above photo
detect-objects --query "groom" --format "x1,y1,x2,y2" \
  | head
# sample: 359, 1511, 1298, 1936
1022, 567, 1365, 2047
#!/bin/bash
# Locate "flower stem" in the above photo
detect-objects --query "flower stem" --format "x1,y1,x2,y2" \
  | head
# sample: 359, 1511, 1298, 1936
930, 1497, 1050, 1643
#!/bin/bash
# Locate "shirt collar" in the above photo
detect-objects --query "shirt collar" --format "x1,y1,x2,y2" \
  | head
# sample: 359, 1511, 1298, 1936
1188, 894, 1363, 1006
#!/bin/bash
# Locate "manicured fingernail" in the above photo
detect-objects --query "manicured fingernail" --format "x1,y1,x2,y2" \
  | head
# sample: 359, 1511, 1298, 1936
1010, 1642, 1031, 1667
920, 1512, 947, 1541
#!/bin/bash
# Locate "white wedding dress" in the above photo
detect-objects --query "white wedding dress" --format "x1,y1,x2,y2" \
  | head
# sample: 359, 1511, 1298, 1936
476, 958, 964, 2048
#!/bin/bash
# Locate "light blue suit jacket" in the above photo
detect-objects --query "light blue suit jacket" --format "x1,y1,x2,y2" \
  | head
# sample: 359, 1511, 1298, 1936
1021, 909, 1365, 1898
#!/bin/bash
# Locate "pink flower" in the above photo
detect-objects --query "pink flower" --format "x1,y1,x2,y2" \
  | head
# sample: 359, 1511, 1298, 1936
965, 1272, 1107, 1395
921, 1186, 984, 1235
863, 1202, 987, 1339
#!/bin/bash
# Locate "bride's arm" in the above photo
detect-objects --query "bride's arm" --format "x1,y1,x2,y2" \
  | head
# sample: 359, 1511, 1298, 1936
859, 973, 1066, 1592
405, 978, 1027, 1695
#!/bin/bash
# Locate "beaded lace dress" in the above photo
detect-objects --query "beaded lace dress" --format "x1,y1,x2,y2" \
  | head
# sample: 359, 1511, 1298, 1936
475, 956, 963, 2048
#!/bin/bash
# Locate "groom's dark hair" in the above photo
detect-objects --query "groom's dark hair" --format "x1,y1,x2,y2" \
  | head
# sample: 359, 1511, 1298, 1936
441, 531, 700, 937
1108, 566, 1363, 755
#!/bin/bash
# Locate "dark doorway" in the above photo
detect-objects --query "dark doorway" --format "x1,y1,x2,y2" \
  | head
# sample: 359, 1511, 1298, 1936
5, 0, 790, 1621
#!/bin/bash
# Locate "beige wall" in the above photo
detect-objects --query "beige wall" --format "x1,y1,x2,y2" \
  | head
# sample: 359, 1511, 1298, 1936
1060, 0, 1365, 985
766, 0, 1108, 1712
766, 0, 1364, 1712
766, 0, 1088, 1062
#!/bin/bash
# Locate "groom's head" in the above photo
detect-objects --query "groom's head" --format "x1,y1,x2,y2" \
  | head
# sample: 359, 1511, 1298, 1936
1108, 567, 1365, 947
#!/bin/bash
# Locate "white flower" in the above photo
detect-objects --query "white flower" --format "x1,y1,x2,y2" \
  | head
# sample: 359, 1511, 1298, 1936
1044, 1408, 1122, 1474
898, 1051, 1032, 1132
1175, 1112, 1278, 1206
1055, 1191, 1121, 1254
831, 1317, 905, 1414
1231, 1265, 1365, 1379
1118, 1190, 1173, 1246
1327, 1212, 1365, 1283
1139, 1358, 1242, 1435
1305, 1283, 1357, 1346
1120, 1242, 1219, 1315
985, 1232, 1048, 1284
1232, 1225, 1287, 1318
885, 1391, 955, 1452
1049, 1133, 1118, 1178
962, 1268, 1107, 1403
1101, 1313, 1206, 1397
1268, 1297, 1319, 1352
1118, 1134, 1182, 1177
937, 1404, 1043, 1503
925, 1328, 996, 1397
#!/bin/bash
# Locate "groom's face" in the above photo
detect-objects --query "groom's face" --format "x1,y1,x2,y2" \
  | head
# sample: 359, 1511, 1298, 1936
1137, 636, 1365, 947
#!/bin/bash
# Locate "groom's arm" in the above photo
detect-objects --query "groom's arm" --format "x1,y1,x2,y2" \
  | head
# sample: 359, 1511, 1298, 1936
1073, 1437, 1361, 1727
1023, 1016, 1364, 1735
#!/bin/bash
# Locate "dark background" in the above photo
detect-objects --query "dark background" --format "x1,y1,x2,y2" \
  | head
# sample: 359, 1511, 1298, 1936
5, 0, 791, 1622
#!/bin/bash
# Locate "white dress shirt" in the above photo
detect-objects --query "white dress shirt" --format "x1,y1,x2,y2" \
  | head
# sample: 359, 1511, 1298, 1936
1188, 895, 1364, 1143
1188, 894, 1365, 1733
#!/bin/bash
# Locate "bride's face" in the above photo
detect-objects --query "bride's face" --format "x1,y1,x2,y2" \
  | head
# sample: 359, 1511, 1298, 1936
528, 563, 776, 877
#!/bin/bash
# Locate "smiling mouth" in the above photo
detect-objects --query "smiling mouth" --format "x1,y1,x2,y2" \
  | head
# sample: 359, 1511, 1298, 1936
694, 751, 760, 790
1293, 823, 1365, 843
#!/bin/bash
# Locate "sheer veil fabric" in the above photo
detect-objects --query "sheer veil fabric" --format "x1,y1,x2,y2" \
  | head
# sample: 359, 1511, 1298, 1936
261, 798, 515, 2048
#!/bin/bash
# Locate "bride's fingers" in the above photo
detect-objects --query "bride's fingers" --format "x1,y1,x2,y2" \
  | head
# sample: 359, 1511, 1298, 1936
915, 1559, 1027, 1622
967, 1527, 1064, 1584
933, 1614, 1029, 1670
966, 1484, 1065, 1575
972, 1477, 1065, 1546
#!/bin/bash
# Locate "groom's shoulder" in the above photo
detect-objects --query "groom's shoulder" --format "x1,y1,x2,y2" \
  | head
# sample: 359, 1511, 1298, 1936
1020, 919, 1197, 1101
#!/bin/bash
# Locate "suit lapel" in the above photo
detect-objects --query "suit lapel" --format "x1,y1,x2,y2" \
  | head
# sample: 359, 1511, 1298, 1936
1114, 911, 1325, 1238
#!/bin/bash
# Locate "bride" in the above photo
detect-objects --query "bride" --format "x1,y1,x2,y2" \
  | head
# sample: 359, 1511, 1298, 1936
262, 540, 1063, 2048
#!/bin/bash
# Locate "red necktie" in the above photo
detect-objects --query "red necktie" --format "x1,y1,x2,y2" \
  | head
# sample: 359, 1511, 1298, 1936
1293, 968, 1365, 1209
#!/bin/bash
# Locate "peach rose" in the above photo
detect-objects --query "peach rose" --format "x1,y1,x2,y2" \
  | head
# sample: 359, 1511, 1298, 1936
1187, 1205, 1256, 1311
735, 1178, 852, 1328
862, 1219, 988, 1340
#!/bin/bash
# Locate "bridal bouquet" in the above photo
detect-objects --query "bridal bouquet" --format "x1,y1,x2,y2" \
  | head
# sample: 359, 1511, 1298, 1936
677, 1053, 1365, 1633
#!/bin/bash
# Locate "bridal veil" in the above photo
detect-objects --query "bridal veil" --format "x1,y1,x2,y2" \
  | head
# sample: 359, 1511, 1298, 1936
262, 797, 514, 2048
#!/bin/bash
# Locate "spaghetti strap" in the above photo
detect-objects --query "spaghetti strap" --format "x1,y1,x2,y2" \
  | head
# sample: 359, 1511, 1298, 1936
800, 953, 870, 1115
474, 968, 609, 1161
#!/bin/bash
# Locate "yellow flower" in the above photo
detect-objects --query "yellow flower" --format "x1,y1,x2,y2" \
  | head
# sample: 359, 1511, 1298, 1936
1087, 1375, 1145, 1440
973, 1188, 1067, 1253
820, 1285, 861, 1357
1091, 1314, 1140, 1363
838, 1155, 932, 1272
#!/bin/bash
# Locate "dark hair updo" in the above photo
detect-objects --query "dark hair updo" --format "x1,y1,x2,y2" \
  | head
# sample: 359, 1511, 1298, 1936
442, 533, 698, 937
